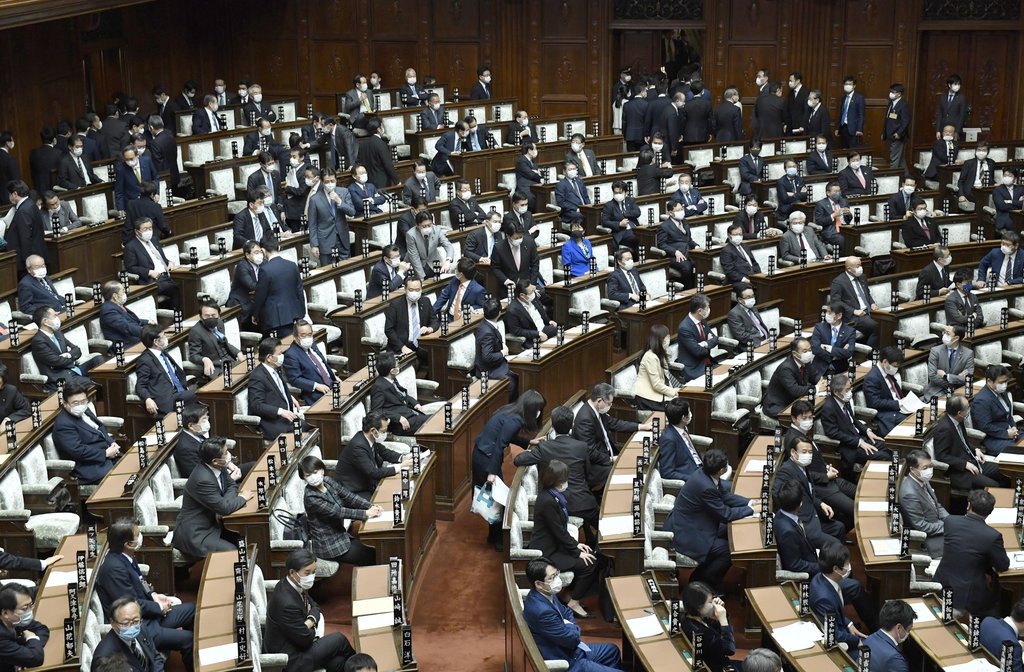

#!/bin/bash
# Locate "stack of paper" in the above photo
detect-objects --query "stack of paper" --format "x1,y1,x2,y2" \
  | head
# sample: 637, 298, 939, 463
943, 660, 998, 672
198, 643, 238, 666
857, 500, 889, 512
908, 601, 937, 623
869, 538, 902, 556
770, 620, 822, 652
986, 508, 1018, 525
744, 459, 768, 473
599, 515, 634, 538
625, 613, 664, 639
899, 391, 927, 415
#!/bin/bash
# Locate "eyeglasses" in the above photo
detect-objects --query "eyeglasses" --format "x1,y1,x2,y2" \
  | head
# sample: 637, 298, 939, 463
115, 618, 142, 628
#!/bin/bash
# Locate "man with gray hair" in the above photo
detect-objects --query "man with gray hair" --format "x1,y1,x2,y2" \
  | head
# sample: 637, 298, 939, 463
712, 87, 743, 142
572, 382, 652, 487
779, 210, 828, 265
744, 648, 782, 672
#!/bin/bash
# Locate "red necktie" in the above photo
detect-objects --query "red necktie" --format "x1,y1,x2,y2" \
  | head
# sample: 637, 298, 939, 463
887, 374, 902, 399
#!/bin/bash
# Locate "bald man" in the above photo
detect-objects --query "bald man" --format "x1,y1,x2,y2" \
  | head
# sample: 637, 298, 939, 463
830, 257, 878, 347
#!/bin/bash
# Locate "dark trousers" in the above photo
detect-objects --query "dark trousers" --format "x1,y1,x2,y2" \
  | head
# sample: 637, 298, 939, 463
851, 313, 878, 348
839, 576, 878, 631
293, 631, 356, 672
692, 536, 732, 589
146, 602, 196, 672
668, 257, 695, 288
821, 478, 857, 530
838, 125, 862, 149
154, 275, 181, 311
332, 538, 377, 567
614, 229, 640, 255
389, 412, 429, 436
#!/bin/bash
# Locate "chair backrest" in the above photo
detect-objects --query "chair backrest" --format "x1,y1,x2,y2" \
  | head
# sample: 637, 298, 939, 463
199, 268, 232, 305
309, 278, 340, 312
897, 276, 918, 301
151, 464, 175, 503
341, 403, 366, 442
338, 269, 368, 301
133, 485, 157, 527
737, 371, 762, 400
395, 362, 417, 396
448, 332, 477, 370
980, 298, 1008, 327
0, 470, 25, 511
362, 313, 387, 349
209, 166, 235, 197
183, 235, 212, 261
611, 361, 638, 399
975, 341, 1004, 367
129, 295, 159, 324
52, 276, 76, 302
712, 385, 738, 413
639, 268, 667, 298
570, 286, 602, 314
64, 324, 90, 357
16, 445, 48, 486
902, 362, 928, 388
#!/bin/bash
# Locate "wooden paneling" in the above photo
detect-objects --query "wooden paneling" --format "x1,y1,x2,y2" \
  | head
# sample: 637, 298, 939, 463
369, 0, 420, 40
541, 0, 588, 39
728, 0, 778, 41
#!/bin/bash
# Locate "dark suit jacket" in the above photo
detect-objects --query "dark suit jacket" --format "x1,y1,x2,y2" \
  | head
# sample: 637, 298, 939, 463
637, 163, 673, 196
172, 462, 246, 558
134, 348, 194, 416
887, 190, 916, 221
809, 321, 856, 378
6, 200, 47, 269
231, 208, 273, 251
432, 278, 486, 320
173, 430, 203, 478
978, 247, 1024, 286
606, 267, 647, 309
993, 184, 1024, 230
241, 99, 277, 124
98, 116, 129, 157
838, 92, 866, 134
553, 177, 591, 220
774, 511, 820, 574
528, 488, 584, 569
726, 303, 770, 349
122, 236, 170, 286
971, 385, 1016, 452
622, 97, 648, 144
147, 129, 179, 186
738, 154, 762, 196
934, 512, 1010, 613
0, 150, 20, 204
681, 97, 713, 143
186, 319, 239, 374
0, 616, 48, 672
808, 572, 861, 651
464, 227, 503, 262
862, 631, 907, 672
981, 617, 1024, 672
915, 261, 950, 299
384, 296, 438, 353
283, 342, 336, 405
95, 552, 163, 621
958, 157, 997, 202
469, 81, 491, 100
513, 433, 599, 518
505, 121, 537, 146
252, 256, 305, 332
474, 320, 509, 380
712, 101, 743, 141
190, 107, 219, 134
57, 151, 99, 190
934, 91, 969, 133
663, 470, 752, 560
360, 135, 399, 188
370, 375, 421, 431
401, 172, 441, 205
901, 215, 941, 248
925, 138, 959, 179
837, 165, 874, 197
772, 458, 828, 541
265, 578, 325, 666
246, 168, 283, 210
17, 275, 66, 315
491, 236, 540, 287
450, 196, 487, 229
786, 86, 809, 132
675, 314, 718, 381
247, 364, 296, 439
90, 627, 162, 672
804, 104, 831, 138
124, 197, 170, 245
515, 155, 541, 194
753, 95, 785, 139
30, 328, 85, 388
114, 156, 159, 211
504, 297, 553, 347
805, 150, 833, 176
242, 132, 286, 159
861, 365, 906, 433
775, 175, 809, 219
0, 383, 30, 425
820, 395, 874, 466
720, 242, 761, 287
830, 271, 873, 319
656, 218, 698, 256
882, 98, 912, 141
655, 424, 702, 481
29, 145, 62, 192
571, 401, 638, 487
52, 408, 114, 484
226, 259, 260, 325
365, 259, 405, 300
334, 431, 403, 499
763, 356, 815, 418
643, 95, 673, 139
565, 148, 600, 176
398, 83, 430, 107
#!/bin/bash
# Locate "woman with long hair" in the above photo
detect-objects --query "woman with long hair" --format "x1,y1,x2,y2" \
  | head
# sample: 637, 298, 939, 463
632, 324, 683, 411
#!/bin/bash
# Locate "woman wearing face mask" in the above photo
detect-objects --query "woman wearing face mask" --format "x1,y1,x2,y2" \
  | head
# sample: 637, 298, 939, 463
681, 582, 740, 672
559, 224, 595, 278
527, 461, 601, 619
472, 389, 546, 551
633, 324, 684, 411
298, 456, 382, 567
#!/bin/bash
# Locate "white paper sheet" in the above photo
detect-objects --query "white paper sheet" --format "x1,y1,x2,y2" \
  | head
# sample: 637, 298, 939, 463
610, 474, 636, 485
944, 659, 998, 672
366, 506, 405, 525
357, 612, 395, 631
869, 538, 902, 556
899, 391, 927, 415
1008, 552, 1024, 570
198, 643, 238, 666
625, 614, 664, 640
599, 515, 635, 538
744, 459, 768, 473
858, 500, 889, 512
490, 477, 510, 507
865, 463, 892, 474
770, 620, 822, 652
887, 425, 918, 438
986, 507, 1018, 525
996, 452, 1024, 465
352, 596, 394, 617
45, 569, 91, 588
909, 601, 937, 623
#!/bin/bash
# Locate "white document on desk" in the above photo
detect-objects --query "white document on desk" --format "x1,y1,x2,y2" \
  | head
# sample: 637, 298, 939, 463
865, 462, 892, 474
626, 614, 664, 640
944, 659, 999, 672
899, 391, 927, 415
490, 477, 510, 507
996, 452, 1024, 465
599, 515, 634, 538
887, 424, 917, 438
357, 612, 395, 631
744, 459, 767, 473
45, 569, 92, 588
352, 596, 394, 617
909, 601, 937, 623
987, 507, 1017, 525
858, 500, 889, 512
198, 643, 238, 666
610, 474, 636, 486
1008, 552, 1024, 570
769, 620, 822, 651
870, 538, 902, 556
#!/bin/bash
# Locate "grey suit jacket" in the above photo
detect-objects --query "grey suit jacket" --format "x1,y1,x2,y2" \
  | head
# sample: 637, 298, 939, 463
943, 289, 985, 328
725, 303, 769, 349
778, 229, 827, 263
401, 173, 442, 205
922, 344, 974, 401
404, 226, 454, 279
172, 463, 246, 558
43, 201, 83, 233
899, 474, 948, 557
307, 186, 355, 255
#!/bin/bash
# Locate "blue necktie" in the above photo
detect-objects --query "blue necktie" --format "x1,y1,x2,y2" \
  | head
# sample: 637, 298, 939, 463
841, 96, 850, 124
949, 349, 956, 371
830, 328, 838, 347
161, 352, 184, 392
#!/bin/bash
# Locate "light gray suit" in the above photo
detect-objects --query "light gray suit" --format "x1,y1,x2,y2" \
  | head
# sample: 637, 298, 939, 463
43, 200, 83, 232
307, 186, 355, 260
779, 228, 828, 264
898, 474, 948, 557
401, 172, 442, 205
944, 289, 985, 328
405, 225, 455, 279
922, 343, 975, 401
342, 87, 376, 127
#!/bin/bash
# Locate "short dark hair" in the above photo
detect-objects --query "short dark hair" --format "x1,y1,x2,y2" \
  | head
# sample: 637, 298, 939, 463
362, 411, 386, 433
298, 455, 326, 480
63, 379, 90, 400
483, 298, 501, 320
689, 293, 709, 313
1010, 598, 1024, 623
286, 548, 317, 573
550, 406, 574, 435
258, 337, 281, 362
199, 437, 227, 465
681, 581, 714, 617
108, 516, 138, 551
701, 448, 728, 477
0, 583, 32, 613
343, 654, 379, 672
140, 324, 163, 348
182, 403, 208, 428
526, 557, 553, 585
905, 449, 930, 469
32, 305, 55, 328
665, 398, 690, 426
456, 257, 477, 280
790, 399, 814, 419
376, 352, 397, 377
953, 267, 973, 284
590, 382, 614, 403
879, 345, 904, 366
775, 479, 803, 513
540, 460, 568, 489
969, 488, 996, 517
986, 364, 1011, 381
817, 540, 850, 574
878, 599, 915, 631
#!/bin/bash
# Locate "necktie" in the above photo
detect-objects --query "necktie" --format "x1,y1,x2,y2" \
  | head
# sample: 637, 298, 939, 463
213, 328, 225, 342
307, 348, 331, 385
844, 403, 855, 426
841, 96, 849, 123
453, 283, 465, 321
410, 302, 420, 347
948, 93, 953, 105
799, 234, 806, 251
886, 374, 902, 399
134, 166, 142, 183
949, 349, 956, 371
852, 277, 868, 309
75, 157, 87, 180
252, 213, 263, 243
856, 170, 865, 188
41, 278, 58, 298
487, 234, 494, 256
273, 369, 291, 409
831, 328, 838, 347
922, 221, 931, 240
161, 353, 184, 392
131, 640, 148, 671
210, 111, 218, 132
219, 469, 228, 493
625, 270, 639, 295
572, 179, 582, 200
750, 309, 768, 338
1002, 254, 1013, 283
833, 203, 842, 232
696, 321, 711, 364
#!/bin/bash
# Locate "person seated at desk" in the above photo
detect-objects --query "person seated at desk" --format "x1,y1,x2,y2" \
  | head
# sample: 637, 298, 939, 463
656, 398, 715, 484
527, 461, 602, 619
122, 181, 171, 246
448, 179, 487, 229
16, 254, 65, 317
636, 147, 673, 197
933, 394, 1005, 490
958, 142, 996, 210
522, 557, 622, 671
299, 456, 380, 567
805, 134, 833, 175
915, 245, 953, 300
726, 283, 771, 350
810, 301, 856, 378
888, 176, 919, 221
662, 448, 756, 589
347, 164, 388, 219
935, 489, 1009, 618
267, 549, 357, 672
99, 280, 148, 350
944, 268, 985, 329
492, 220, 542, 292
977, 229, 1024, 287
774, 437, 848, 546
899, 448, 948, 558
812, 181, 851, 247
335, 411, 412, 500
656, 200, 699, 288
900, 199, 941, 248
0, 582, 49, 672
670, 172, 708, 216
123, 216, 181, 312
925, 124, 960, 180
780, 211, 828, 265
761, 337, 817, 418
506, 279, 557, 349
721, 222, 762, 292
606, 247, 647, 310
405, 210, 454, 280
187, 298, 243, 387
474, 298, 515, 395
370, 352, 435, 436
680, 582, 741, 672
52, 380, 120, 485
565, 133, 598, 177
601, 180, 640, 253
775, 159, 809, 221
225, 240, 263, 330
922, 325, 973, 401
980, 598, 1024, 672
283, 320, 337, 406
242, 118, 286, 159
554, 161, 590, 226
248, 337, 304, 440
174, 403, 214, 478
971, 364, 1020, 455
820, 373, 888, 473
41, 190, 83, 233
247, 152, 284, 223
465, 211, 504, 267
571, 383, 648, 488
993, 168, 1024, 232
90, 597, 162, 672
172, 437, 253, 559
786, 399, 856, 528
773, 480, 825, 575
734, 195, 780, 240
135, 324, 196, 417
809, 542, 871, 660
862, 346, 910, 436
57, 134, 100, 190
401, 159, 442, 205
836, 151, 874, 197
560, 224, 595, 278
0, 363, 30, 427
632, 324, 683, 412
30, 305, 97, 391
96, 518, 195, 672
830, 256, 877, 347
433, 257, 486, 323
504, 192, 541, 239
674, 292, 718, 383
384, 276, 437, 366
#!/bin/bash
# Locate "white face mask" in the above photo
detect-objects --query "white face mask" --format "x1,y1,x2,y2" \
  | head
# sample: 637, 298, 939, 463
516, 204, 528, 214
796, 451, 813, 467
565, 169, 578, 179
843, 391, 853, 403
942, 333, 954, 346
884, 364, 899, 377
622, 259, 634, 271
844, 84, 854, 93
126, 159, 138, 168
254, 205, 265, 215
290, 157, 302, 167
482, 76, 492, 84
807, 100, 817, 109
651, 144, 663, 152
545, 575, 563, 594
790, 223, 804, 234
295, 573, 315, 590
67, 401, 87, 417
305, 471, 324, 487
902, 186, 915, 195
488, 221, 502, 234
71, 147, 83, 157
305, 178, 316, 187
415, 172, 427, 182
798, 351, 814, 365
251, 253, 264, 265
816, 143, 828, 152
196, 418, 210, 435
839, 564, 852, 579
613, 193, 625, 203
32, 267, 46, 279
797, 418, 814, 432
849, 161, 861, 171
1004, 176, 1016, 186
430, 102, 440, 111
889, 92, 898, 100
918, 467, 934, 481
389, 256, 402, 268
943, 135, 955, 142
730, 234, 744, 245
273, 354, 284, 367
672, 210, 685, 221
1002, 245, 1015, 256
851, 266, 863, 277
742, 297, 756, 308
914, 209, 927, 219
322, 182, 336, 191
357, 174, 368, 184
786, 167, 798, 177
375, 429, 388, 443
299, 336, 314, 350
259, 128, 272, 137
406, 291, 421, 302
252, 93, 263, 103
571, 143, 583, 153
460, 190, 472, 200
976, 151, 988, 160
407, 77, 417, 85
238, 89, 247, 98
745, 205, 758, 216
996, 382, 1009, 394
140, 230, 153, 243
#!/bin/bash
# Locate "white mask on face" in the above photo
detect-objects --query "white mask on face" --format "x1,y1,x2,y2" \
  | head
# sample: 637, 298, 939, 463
996, 382, 1009, 393
651, 144, 663, 152
839, 564, 852, 579
941, 333, 954, 346
251, 253, 264, 265
71, 147, 83, 158
389, 256, 401, 268
515, 204, 528, 214
976, 151, 988, 160
483, 76, 492, 84
460, 190, 472, 200
296, 573, 315, 590
943, 135, 955, 142
140, 230, 153, 243
849, 161, 861, 171
1004, 176, 1016, 186
305, 471, 324, 487
884, 364, 899, 377
406, 290, 421, 302
510, 237, 523, 248
622, 259, 634, 271
843, 390, 853, 403
915, 209, 927, 219
730, 234, 743, 246
902, 185, 915, 195
816, 143, 828, 152
565, 169, 578, 179
67, 401, 87, 417
1002, 245, 1014, 256
290, 157, 302, 167
274, 354, 284, 367
407, 77, 417, 85
798, 351, 814, 365
32, 267, 46, 279
571, 143, 583, 153
304, 178, 315, 187
796, 451, 813, 467
252, 93, 263, 103
546, 575, 563, 594
488, 221, 502, 234
918, 467, 934, 481
672, 210, 685, 221
238, 89, 247, 98
299, 336, 314, 350
197, 418, 211, 435
790, 223, 804, 234
357, 174, 368, 184
844, 84, 854, 93
745, 205, 758, 216
786, 167, 798, 177
742, 297, 756, 308
889, 92, 898, 100
851, 266, 863, 277
613, 193, 625, 203
797, 418, 814, 432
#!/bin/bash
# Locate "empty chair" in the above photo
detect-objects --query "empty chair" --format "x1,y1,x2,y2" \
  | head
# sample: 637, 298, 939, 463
0, 469, 79, 550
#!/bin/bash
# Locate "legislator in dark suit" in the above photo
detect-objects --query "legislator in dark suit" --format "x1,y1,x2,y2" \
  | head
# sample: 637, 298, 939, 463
804, 103, 831, 138
401, 172, 441, 205
861, 364, 909, 436
491, 235, 540, 287
553, 174, 591, 224
737, 153, 762, 197
606, 266, 647, 310
464, 226, 503, 263
474, 319, 510, 382
173, 431, 203, 478
779, 227, 827, 264
52, 407, 115, 484
837, 164, 874, 197
57, 150, 99, 190
571, 400, 638, 487
805, 148, 833, 176
762, 356, 815, 418
523, 487, 599, 599
515, 153, 542, 209
283, 341, 336, 405
124, 196, 170, 245
934, 509, 1009, 616
172, 461, 247, 558
922, 341, 973, 402
114, 154, 159, 211
186, 317, 240, 386
17, 274, 66, 315
674, 313, 718, 383
370, 375, 427, 435
248, 362, 299, 439
958, 157, 997, 204
915, 259, 951, 300
0, 608, 48, 672
820, 394, 890, 471
5, 198, 47, 272
944, 287, 985, 329
622, 96, 649, 149
134, 348, 196, 416
246, 167, 283, 217
0, 381, 30, 425
720, 240, 761, 291
226, 258, 260, 327
656, 217, 697, 285
307, 186, 355, 260
726, 302, 770, 350
809, 320, 856, 378
971, 385, 1019, 455
785, 85, 809, 133
90, 624, 162, 672
934, 90, 969, 135
564, 146, 600, 176
365, 258, 405, 300
660, 103, 683, 160
775, 174, 810, 220
242, 131, 287, 161
924, 137, 959, 179
513, 432, 600, 526
887, 188, 917, 221
147, 126, 179, 188
0, 148, 21, 204
933, 412, 1003, 491
384, 295, 439, 357
505, 294, 556, 348
901, 213, 941, 248
334, 431, 404, 500
450, 194, 488, 228
899, 472, 948, 558
813, 195, 851, 246
231, 207, 273, 251
830, 269, 877, 346
30, 326, 94, 390
680, 95, 713, 144
123, 235, 181, 311
753, 93, 785, 139
785, 424, 857, 526
28, 144, 61, 193
712, 100, 742, 141
643, 93, 672, 139
637, 162, 673, 196
774, 510, 821, 575
360, 133, 399, 188
808, 572, 863, 656
251, 255, 305, 336
98, 114, 129, 157
772, 457, 846, 547
992, 183, 1024, 231
266, 574, 355, 672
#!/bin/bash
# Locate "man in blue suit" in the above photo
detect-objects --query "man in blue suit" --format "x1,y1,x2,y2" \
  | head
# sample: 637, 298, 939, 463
431, 121, 472, 177
114, 145, 159, 212
99, 280, 147, 349
17, 255, 66, 315
675, 293, 718, 382
433, 257, 486, 322
522, 558, 622, 671
662, 449, 755, 589
992, 168, 1024, 232
347, 164, 388, 218
981, 598, 1024, 672
251, 237, 305, 338
863, 600, 915, 672
971, 364, 1019, 455
862, 346, 910, 437
978, 230, 1024, 286
774, 480, 823, 575
657, 398, 704, 481
836, 75, 866, 148
810, 301, 857, 378
809, 542, 871, 660
600, 181, 640, 252
52, 380, 121, 485
554, 161, 590, 225
474, 299, 515, 398
670, 173, 708, 216
283, 320, 337, 405
95, 517, 195, 672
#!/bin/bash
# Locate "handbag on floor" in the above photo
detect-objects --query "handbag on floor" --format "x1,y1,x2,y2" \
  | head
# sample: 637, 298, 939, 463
470, 484, 502, 524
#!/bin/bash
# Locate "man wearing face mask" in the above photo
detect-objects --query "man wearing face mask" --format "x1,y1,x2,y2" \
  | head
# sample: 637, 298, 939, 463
492, 221, 542, 293
830, 257, 877, 347
882, 83, 912, 171
0, 582, 48, 672
98, 280, 147, 350
738, 140, 763, 198
806, 134, 834, 175
720, 221, 762, 291
370, 353, 441, 436
802, 90, 831, 138
174, 437, 253, 558
888, 176, 919, 220
122, 181, 170, 245
57, 134, 101, 190
622, 84, 649, 151
174, 404, 214, 477
938, 394, 1007, 493
780, 211, 827, 265
283, 320, 337, 406
515, 143, 542, 210
773, 437, 848, 544
96, 517, 196, 672
322, 116, 358, 173
506, 280, 558, 348
674, 293, 718, 382
944, 268, 984, 328
504, 192, 541, 239
978, 230, 1024, 287
232, 191, 274, 250
900, 199, 940, 248
405, 211, 454, 280
820, 374, 888, 474
898, 449, 948, 557
971, 365, 1020, 456
786, 400, 857, 527
114, 146, 159, 214
506, 109, 537, 146
922, 325, 973, 402
753, 82, 785, 140
432, 257, 486, 322
808, 542, 871, 659
726, 283, 771, 349
242, 118, 283, 158
712, 88, 743, 142
246, 152, 284, 222
38, 191, 81, 235
924, 124, 961, 181
342, 74, 376, 130
809, 302, 856, 378
135, 325, 197, 417
957, 141, 996, 211
431, 121, 472, 178
190, 94, 221, 135
346, 164, 387, 218
606, 247, 648, 310
470, 65, 493, 100
401, 159, 441, 205
670, 174, 707, 215
602, 181, 640, 254
335, 412, 413, 500
465, 210, 505, 266
240, 84, 276, 125
564, 133, 598, 177
308, 168, 355, 262
573, 383, 649, 486
934, 74, 969, 140
762, 338, 818, 418
30, 306, 98, 391
862, 346, 910, 437
775, 160, 808, 221
366, 245, 409, 299
419, 93, 448, 131
835, 75, 865, 148
91, 598, 162, 672
398, 68, 429, 107
936, 489, 1009, 618
837, 151, 874, 197
52, 380, 119, 484
226, 241, 264, 329
660, 93, 686, 163
248, 337, 304, 440
383, 277, 437, 368
17, 254, 66, 315
448, 178, 487, 228
992, 167, 1024, 232
734, 195, 781, 240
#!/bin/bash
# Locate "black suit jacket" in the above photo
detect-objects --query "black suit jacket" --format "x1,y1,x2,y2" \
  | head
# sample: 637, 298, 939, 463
762, 357, 815, 418
173, 430, 203, 478
123, 236, 171, 286
571, 401, 638, 487
231, 208, 272, 250
491, 236, 540, 286
187, 319, 240, 373
637, 163, 673, 196
805, 150, 833, 175
147, 129, 180, 186
804, 104, 831, 138
720, 242, 761, 287
819, 395, 872, 464
247, 364, 295, 439
933, 512, 1009, 614
28, 145, 61, 192
915, 261, 950, 300
934, 91, 969, 133
837, 165, 874, 197
504, 297, 553, 347
384, 296, 438, 353
124, 198, 170, 245
91, 628, 162, 672
450, 197, 488, 228
786, 86, 810, 132
226, 260, 260, 325
527, 488, 584, 569
901, 216, 941, 248
370, 376, 421, 430
57, 152, 99, 190
0, 149, 20, 203
30, 328, 85, 388
6, 200, 47, 270
134, 348, 194, 416
265, 578, 324, 666
0, 383, 30, 425
515, 155, 542, 193
334, 431, 403, 499
887, 190, 915, 220
681, 97, 713, 143
753, 95, 785, 139
360, 135, 399, 188
932, 413, 985, 489
606, 267, 647, 308
513, 434, 599, 518
712, 101, 743, 141
830, 272, 873, 318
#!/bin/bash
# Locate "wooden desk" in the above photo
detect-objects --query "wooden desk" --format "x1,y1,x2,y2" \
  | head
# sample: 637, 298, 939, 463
351, 565, 418, 672
728, 437, 777, 599
46, 221, 123, 284
745, 583, 853, 672
193, 548, 253, 672
163, 195, 230, 237
905, 594, 998, 670
618, 284, 731, 355
854, 461, 911, 602
750, 259, 857, 325
34, 533, 99, 672
607, 574, 696, 672
0, 250, 18, 288
597, 428, 653, 577
416, 311, 483, 399
508, 323, 614, 408
891, 240, 996, 274
196, 358, 261, 464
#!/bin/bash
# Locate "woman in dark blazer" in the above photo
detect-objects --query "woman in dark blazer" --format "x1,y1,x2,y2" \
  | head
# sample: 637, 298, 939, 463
299, 456, 382, 566
681, 581, 741, 672
472, 389, 546, 550
529, 460, 599, 618
732, 195, 771, 240
636, 148, 674, 196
